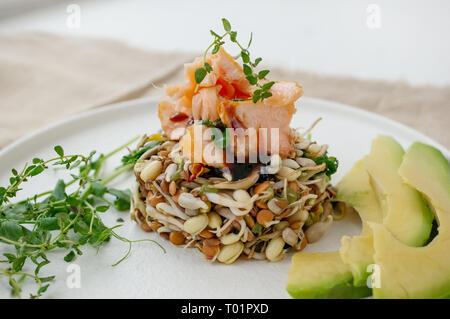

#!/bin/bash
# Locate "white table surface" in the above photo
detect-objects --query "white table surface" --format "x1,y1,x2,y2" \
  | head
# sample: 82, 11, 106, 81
1, 0, 449, 86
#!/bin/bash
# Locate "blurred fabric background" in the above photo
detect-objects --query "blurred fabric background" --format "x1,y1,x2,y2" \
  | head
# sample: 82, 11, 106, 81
0, 0, 449, 148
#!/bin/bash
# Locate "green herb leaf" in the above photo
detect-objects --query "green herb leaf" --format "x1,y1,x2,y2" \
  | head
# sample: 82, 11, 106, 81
96, 205, 110, 213
107, 188, 131, 211
252, 89, 262, 103
243, 64, 252, 76
222, 18, 231, 31
30, 165, 44, 177
52, 180, 66, 201
12, 256, 26, 272
3, 253, 16, 263
204, 62, 213, 73
312, 152, 339, 177
54, 145, 64, 157
210, 30, 220, 37
211, 44, 220, 54
241, 51, 250, 63
0, 187, 6, 205
121, 140, 161, 166
246, 75, 258, 85
258, 70, 270, 79
39, 276, 55, 283
37, 284, 50, 295
194, 67, 207, 84
38, 217, 59, 231
261, 91, 272, 100
262, 81, 275, 90
0, 221, 24, 242
64, 251, 75, 262
24, 165, 36, 176
230, 31, 237, 42
90, 181, 107, 197
3, 203, 30, 220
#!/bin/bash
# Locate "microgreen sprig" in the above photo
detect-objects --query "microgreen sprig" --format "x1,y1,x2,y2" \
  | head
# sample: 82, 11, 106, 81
0, 136, 164, 298
194, 18, 275, 103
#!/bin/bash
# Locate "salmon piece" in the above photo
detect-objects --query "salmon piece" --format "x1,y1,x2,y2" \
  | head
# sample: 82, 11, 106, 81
218, 80, 302, 157
165, 84, 184, 98
168, 47, 251, 97
161, 48, 251, 139
264, 81, 303, 106
158, 97, 192, 140
165, 56, 217, 101
210, 47, 253, 96
192, 87, 220, 121
180, 125, 203, 164
218, 99, 297, 157
185, 56, 217, 88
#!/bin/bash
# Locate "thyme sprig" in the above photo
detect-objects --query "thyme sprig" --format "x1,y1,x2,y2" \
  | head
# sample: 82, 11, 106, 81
0, 136, 164, 298
194, 18, 275, 103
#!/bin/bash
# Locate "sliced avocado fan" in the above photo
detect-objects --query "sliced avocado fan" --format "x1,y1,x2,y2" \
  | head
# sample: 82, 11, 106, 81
287, 137, 437, 299
371, 142, 450, 298
340, 136, 434, 286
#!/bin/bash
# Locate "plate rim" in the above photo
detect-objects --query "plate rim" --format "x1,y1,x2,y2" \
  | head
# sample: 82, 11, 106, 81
1, 96, 448, 161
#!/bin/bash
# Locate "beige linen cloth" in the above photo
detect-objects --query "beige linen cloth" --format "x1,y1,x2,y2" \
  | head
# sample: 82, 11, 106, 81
0, 32, 449, 150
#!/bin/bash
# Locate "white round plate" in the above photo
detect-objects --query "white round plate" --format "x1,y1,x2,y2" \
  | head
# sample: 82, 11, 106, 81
0, 96, 448, 299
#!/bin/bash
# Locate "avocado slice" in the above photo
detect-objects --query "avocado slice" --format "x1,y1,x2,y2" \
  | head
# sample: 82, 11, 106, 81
336, 160, 383, 236
287, 251, 371, 299
399, 142, 450, 212
337, 160, 383, 286
364, 136, 434, 246
370, 142, 450, 298
287, 160, 380, 298
339, 136, 434, 286
339, 235, 376, 287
